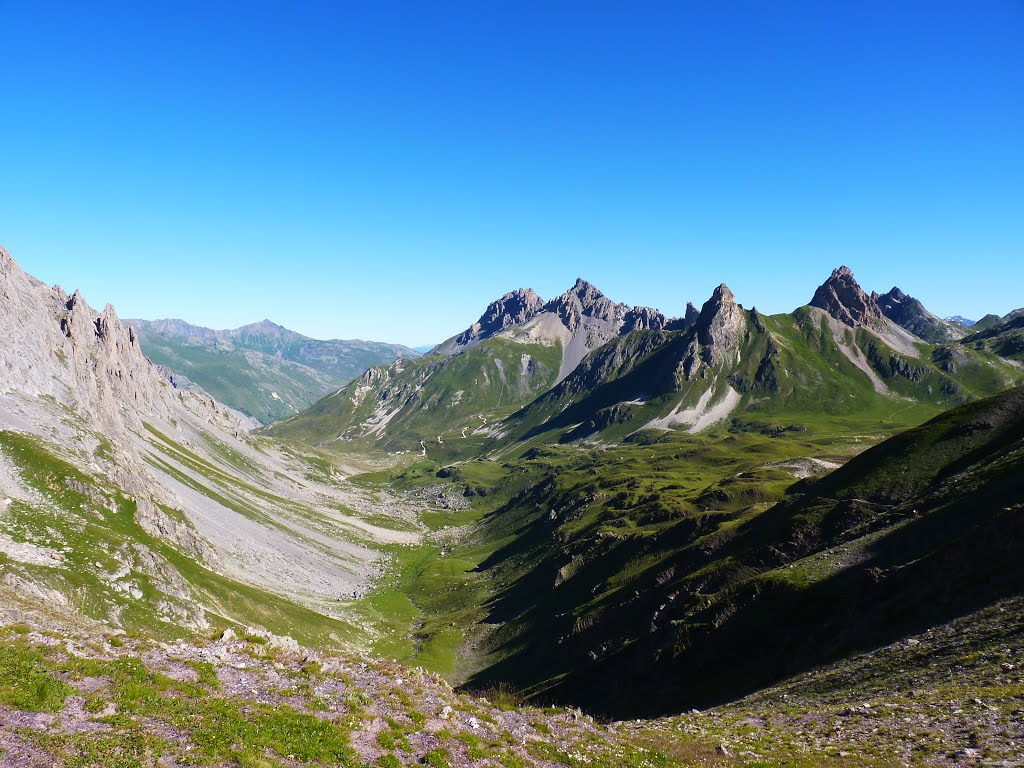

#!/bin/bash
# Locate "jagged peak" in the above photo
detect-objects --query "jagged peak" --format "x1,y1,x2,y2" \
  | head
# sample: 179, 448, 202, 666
711, 283, 735, 303
874, 285, 965, 343
830, 265, 856, 280
433, 286, 545, 354
695, 283, 745, 364
571, 276, 601, 293
810, 265, 882, 329
496, 287, 544, 305
696, 283, 738, 323
873, 286, 912, 305
555, 277, 607, 308
477, 287, 544, 319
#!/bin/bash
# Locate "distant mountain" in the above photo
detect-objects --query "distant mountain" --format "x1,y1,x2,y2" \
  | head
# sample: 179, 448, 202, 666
973, 307, 1024, 333
945, 315, 976, 327
129, 318, 419, 423
963, 314, 1024, 362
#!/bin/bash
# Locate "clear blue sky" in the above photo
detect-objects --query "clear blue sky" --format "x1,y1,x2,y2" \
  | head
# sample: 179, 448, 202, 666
1, 1, 1021, 345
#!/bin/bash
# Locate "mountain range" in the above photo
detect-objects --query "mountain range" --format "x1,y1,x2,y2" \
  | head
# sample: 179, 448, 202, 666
128, 317, 419, 423
1, 244, 1022, 766
269, 266, 1021, 455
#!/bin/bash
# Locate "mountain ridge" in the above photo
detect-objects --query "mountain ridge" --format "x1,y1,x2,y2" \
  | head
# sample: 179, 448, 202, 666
273, 266, 1023, 454
129, 316, 420, 423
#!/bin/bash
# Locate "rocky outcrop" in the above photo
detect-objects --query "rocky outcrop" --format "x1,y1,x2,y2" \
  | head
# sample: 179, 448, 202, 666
432, 288, 545, 354
810, 266, 883, 329
543, 279, 629, 333
696, 284, 745, 366
676, 284, 746, 380
684, 301, 700, 326
873, 287, 965, 343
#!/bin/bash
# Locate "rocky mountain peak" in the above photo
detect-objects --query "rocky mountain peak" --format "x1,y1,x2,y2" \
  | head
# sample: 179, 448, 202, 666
873, 286, 965, 343
433, 287, 545, 354
675, 284, 746, 379
474, 288, 544, 335
810, 265, 883, 328
567, 277, 604, 304
880, 286, 908, 303
696, 284, 744, 358
546, 278, 628, 332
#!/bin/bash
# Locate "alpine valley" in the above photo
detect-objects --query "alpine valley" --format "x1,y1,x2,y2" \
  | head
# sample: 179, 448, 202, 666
1, 245, 1022, 767
126, 318, 419, 424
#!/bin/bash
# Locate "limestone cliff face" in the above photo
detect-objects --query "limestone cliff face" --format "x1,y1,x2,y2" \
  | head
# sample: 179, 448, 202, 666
0, 246, 252, 440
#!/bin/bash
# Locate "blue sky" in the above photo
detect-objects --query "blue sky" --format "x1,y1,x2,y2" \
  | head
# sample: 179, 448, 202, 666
1, 1, 1021, 345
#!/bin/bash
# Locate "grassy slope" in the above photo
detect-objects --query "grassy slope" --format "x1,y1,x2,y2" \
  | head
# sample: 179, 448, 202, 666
269, 337, 564, 457
135, 327, 418, 424
473, 386, 1024, 716
342, 385, 1023, 722
505, 308, 1023, 448
0, 430, 361, 649
961, 315, 1024, 361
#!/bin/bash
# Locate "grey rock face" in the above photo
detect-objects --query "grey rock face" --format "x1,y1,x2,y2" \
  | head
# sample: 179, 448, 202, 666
873, 287, 965, 343
696, 284, 745, 366
810, 266, 883, 329
442, 288, 545, 351
544, 279, 629, 333
674, 284, 746, 380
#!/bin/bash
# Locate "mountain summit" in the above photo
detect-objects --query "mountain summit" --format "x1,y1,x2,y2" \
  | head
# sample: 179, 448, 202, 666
432, 288, 544, 354
695, 283, 745, 366
432, 278, 693, 381
809, 265, 884, 328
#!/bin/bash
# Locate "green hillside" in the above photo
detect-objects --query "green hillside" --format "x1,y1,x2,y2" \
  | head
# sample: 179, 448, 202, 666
414, 385, 1024, 717
132, 319, 418, 423
504, 306, 1022, 448
268, 336, 564, 456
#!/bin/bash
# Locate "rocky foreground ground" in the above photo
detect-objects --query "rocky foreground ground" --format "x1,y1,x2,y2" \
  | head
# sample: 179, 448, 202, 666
1, 599, 1022, 768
